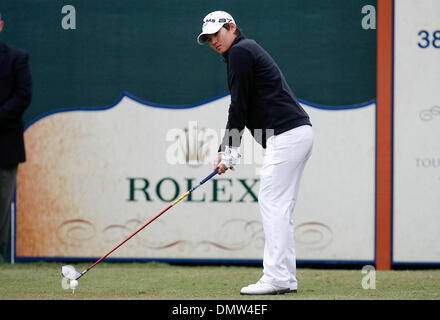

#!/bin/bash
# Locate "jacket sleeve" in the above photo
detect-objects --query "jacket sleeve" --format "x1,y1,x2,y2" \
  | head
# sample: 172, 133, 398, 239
219, 46, 253, 151
0, 51, 32, 126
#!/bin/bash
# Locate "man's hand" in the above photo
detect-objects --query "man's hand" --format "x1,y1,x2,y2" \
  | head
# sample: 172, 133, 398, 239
214, 146, 241, 175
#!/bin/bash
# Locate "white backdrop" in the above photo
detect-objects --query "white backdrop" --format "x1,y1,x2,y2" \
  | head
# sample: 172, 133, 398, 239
15, 94, 375, 263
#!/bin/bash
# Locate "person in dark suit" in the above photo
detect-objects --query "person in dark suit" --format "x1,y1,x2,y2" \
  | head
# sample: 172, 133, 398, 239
0, 12, 32, 262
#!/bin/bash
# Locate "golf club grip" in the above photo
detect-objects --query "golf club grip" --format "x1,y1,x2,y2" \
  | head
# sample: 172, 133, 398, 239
84, 168, 220, 273
200, 167, 220, 185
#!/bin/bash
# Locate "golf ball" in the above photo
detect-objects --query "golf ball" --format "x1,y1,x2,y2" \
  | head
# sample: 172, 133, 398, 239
70, 280, 79, 289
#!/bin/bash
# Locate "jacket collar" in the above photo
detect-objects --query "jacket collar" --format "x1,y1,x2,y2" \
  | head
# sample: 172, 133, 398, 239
222, 35, 245, 61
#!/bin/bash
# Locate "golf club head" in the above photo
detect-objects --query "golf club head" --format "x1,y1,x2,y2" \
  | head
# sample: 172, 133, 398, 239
61, 265, 82, 280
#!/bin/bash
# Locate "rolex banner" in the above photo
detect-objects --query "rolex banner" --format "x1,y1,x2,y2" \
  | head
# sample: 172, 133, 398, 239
15, 95, 375, 262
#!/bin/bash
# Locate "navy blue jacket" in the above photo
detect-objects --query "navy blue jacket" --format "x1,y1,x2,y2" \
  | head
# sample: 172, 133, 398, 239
0, 41, 32, 166
220, 35, 311, 150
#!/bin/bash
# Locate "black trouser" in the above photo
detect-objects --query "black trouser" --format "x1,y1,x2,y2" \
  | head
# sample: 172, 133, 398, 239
0, 165, 18, 262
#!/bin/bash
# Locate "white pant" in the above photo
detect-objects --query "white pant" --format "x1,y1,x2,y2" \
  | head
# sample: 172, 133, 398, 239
258, 125, 314, 289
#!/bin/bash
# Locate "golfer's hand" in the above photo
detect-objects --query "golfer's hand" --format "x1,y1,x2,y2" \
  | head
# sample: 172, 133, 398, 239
214, 152, 234, 175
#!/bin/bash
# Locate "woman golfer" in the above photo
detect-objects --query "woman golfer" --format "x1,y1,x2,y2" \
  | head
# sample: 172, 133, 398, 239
197, 11, 314, 295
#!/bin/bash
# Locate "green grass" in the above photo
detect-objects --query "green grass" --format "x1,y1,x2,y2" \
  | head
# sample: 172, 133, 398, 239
0, 262, 439, 300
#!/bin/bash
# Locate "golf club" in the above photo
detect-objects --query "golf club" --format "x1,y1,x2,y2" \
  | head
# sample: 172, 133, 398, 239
61, 167, 220, 281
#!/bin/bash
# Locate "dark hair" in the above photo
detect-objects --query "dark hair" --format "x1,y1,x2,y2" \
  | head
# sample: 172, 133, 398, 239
222, 23, 242, 36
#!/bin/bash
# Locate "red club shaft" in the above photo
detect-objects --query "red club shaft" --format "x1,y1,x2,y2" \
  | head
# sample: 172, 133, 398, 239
86, 203, 173, 272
